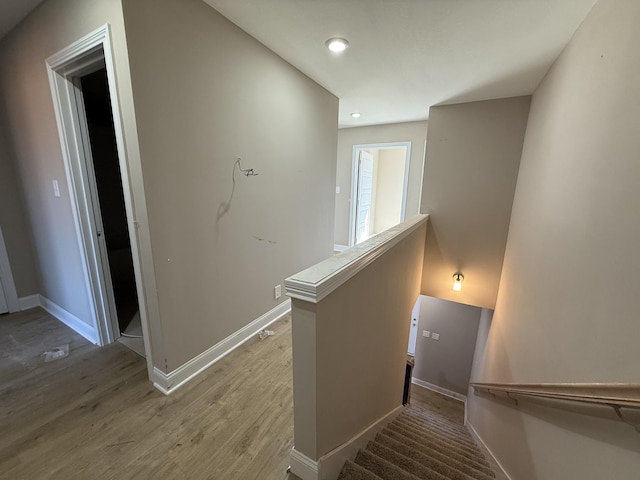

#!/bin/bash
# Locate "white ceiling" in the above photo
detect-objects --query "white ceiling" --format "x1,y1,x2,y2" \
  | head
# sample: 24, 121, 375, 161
0, 0, 597, 128
204, 0, 598, 127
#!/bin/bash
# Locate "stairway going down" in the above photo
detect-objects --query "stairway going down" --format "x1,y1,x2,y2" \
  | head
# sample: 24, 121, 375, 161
337, 402, 496, 480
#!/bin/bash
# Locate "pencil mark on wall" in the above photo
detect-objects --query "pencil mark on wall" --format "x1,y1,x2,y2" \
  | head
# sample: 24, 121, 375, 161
252, 235, 277, 244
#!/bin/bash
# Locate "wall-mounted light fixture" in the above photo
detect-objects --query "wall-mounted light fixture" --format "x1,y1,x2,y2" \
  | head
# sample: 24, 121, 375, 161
452, 273, 464, 292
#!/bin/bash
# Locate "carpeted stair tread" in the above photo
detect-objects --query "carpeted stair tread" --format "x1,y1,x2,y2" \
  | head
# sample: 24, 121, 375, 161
401, 409, 471, 436
400, 414, 468, 439
403, 404, 467, 424
394, 416, 482, 453
394, 417, 480, 452
337, 460, 385, 480
366, 440, 448, 480
402, 409, 469, 434
381, 427, 494, 476
354, 449, 423, 480
337, 399, 498, 480
408, 402, 464, 417
400, 410, 475, 439
386, 422, 485, 461
400, 407, 472, 433
375, 433, 495, 480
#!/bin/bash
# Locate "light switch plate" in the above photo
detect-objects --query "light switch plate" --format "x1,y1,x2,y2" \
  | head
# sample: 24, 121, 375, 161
423, 330, 430, 337
432, 333, 440, 341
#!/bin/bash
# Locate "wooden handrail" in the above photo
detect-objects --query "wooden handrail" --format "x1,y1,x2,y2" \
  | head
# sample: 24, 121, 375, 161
471, 382, 640, 433
471, 382, 640, 408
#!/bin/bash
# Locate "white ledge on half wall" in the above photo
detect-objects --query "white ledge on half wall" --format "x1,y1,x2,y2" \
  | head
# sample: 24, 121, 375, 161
285, 214, 429, 304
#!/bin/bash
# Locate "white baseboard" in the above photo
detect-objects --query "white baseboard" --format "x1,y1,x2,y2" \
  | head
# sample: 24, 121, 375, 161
467, 422, 512, 480
39, 295, 99, 344
19, 294, 40, 311
290, 405, 404, 480
333, 244, 349, 252
153, 299, 291, 395
412, 378, 467, 403
290, 448, 319, 480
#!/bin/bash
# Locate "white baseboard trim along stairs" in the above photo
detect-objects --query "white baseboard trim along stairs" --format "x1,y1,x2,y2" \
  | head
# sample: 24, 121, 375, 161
336, 403, 498, 480
290, 406, 404, 480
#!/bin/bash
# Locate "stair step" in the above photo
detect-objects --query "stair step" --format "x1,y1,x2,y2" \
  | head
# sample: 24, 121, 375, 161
354, 449, 422, 480
375, 433, 495, 480
337, 460, 385, 480
366, 440, 448, 480
381, 428, 494, 476
400, 410, 475, 439
402, 407, 465, 431
393, 416, 481, 453
386, 422, 484, 460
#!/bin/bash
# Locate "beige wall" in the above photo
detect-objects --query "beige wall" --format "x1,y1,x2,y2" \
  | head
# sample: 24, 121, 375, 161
334, 121, 427, 246
421, 96, 530, 309
373, 148, 405, 234
0, 0, 138, 327
0, 118, 39, 297
467, 0, 640, 477
413, 295, 481, 396
292, 220, 426, 459
122, 0, 338, 371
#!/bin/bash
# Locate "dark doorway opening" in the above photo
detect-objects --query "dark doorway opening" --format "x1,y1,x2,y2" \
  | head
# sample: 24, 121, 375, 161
80, 69, 140, 340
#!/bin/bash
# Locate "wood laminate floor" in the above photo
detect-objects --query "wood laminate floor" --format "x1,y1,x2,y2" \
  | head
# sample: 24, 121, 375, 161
0, 308, 295, 480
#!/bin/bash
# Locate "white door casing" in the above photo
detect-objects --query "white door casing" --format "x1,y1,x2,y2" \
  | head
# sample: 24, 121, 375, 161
46, 25, 157, 381
348, 142, 412, 247
355, 150, 374, 244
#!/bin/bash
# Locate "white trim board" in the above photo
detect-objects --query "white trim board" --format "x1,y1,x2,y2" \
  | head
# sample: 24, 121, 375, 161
333, 244, 349, 253
290, 405, 404, 480
153, 300, 291, 395
290, 449, 319, 480
467, 422, 513, 480
18, 294, 40, 311
286, 214, 428, 303
412, 378, 467, 403
348, 142, 413, 248
39, 295, 99, 345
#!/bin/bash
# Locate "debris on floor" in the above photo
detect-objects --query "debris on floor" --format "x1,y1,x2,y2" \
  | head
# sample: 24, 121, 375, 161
258, 329, 275, 340
42, 344, 69, 362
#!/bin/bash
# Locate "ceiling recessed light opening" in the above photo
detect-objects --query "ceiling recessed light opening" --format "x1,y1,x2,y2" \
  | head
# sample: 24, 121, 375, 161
325, 37, 349, 53
350, 112, 361, 118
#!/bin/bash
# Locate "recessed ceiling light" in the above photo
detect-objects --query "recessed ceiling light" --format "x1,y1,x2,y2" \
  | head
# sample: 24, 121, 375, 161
325, 37, 349, 53
350, 112, 361, 118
